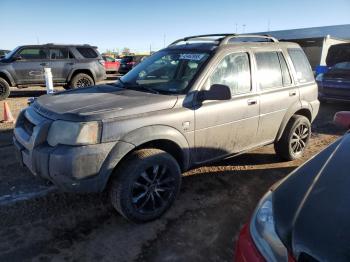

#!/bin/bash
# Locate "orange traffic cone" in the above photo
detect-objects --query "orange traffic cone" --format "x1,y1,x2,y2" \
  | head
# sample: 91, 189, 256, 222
2, 102, 15, 123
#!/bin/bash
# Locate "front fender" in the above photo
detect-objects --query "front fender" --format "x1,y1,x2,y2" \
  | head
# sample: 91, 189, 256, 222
121, 125, 190, 169
98, 125, 190, 191
98, 140, 135, 190
0, 70, 15, 86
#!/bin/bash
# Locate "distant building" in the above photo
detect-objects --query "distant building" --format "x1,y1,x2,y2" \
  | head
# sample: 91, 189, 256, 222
255, 24, 350, 72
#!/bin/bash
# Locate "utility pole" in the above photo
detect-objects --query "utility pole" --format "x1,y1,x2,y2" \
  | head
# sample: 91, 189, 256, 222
267, 19, 271, 32
235, 23, 238, 33
242, 24, 246, 33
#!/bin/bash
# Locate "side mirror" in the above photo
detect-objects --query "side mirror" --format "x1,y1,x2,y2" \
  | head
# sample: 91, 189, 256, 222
13, 55, 22, 61
334, 111, 350, 129
199, 84, 231, 102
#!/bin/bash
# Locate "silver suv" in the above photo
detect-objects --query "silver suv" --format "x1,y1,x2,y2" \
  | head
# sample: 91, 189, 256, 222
13, 34, 319, 222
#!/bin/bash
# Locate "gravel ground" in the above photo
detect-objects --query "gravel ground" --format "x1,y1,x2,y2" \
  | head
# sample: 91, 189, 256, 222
0, 83, 348, 261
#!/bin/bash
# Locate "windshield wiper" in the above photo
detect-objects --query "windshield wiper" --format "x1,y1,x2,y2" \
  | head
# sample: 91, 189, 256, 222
111, 79, 160, 94
134, 85, 160, 94
122, 82, 160, 94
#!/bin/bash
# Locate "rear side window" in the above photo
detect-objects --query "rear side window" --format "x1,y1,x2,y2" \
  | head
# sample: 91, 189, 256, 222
19, 48, 48, 59
76, 47, 98, 58
278, 53, 292, 86
209, 52, 251, 95
104, 56, 115, 62
255, 52, 283, 90
288, 49, 314, 83
50, 48, 69, 59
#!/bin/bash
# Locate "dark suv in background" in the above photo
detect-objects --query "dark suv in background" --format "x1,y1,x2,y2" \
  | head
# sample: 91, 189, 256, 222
118, 55, 148, 74
0, 44, 106, 100
0, 49, 10, 58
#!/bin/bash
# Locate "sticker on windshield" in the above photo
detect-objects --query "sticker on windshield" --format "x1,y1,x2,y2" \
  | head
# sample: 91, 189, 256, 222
179, 54, 205, 61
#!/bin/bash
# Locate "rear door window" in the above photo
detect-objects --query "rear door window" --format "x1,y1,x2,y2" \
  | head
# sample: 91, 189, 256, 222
76, 47, 98, 58
49, 48, 69, 59
288, 49, 314, 83
19, 48, 48, 60
255, 52, 283, 90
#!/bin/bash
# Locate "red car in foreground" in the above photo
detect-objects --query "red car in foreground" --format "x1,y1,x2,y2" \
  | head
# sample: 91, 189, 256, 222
102, 55, 120, 73
235, 111, 350, 262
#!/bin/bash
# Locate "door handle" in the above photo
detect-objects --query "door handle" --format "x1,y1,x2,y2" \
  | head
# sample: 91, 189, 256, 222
247, 99, 257, 105
67, 62, 74, 65
40, 63, 47, 66
289, 91, 297, 96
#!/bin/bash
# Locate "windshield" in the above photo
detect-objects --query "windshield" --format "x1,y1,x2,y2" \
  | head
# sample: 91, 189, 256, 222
119, 50, 210, 94
326, 43, 350, 67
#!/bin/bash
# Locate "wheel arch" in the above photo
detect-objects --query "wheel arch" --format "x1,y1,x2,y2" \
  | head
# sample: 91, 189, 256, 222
275, 104, 312, 142
99, 125, 191, 191
0, 71, 15, 86
67, 69, 95, 83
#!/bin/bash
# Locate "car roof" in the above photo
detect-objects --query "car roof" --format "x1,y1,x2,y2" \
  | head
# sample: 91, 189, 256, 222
16, 44, 98, 48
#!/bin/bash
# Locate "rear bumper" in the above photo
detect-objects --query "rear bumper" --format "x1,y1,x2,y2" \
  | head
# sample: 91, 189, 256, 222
319, 91, 350, 102
318, 81, 350, 102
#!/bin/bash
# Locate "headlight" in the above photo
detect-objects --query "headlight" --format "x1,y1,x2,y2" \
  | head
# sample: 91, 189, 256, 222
315, 73, 323, 81
250, 191, 288, 262
47, 120, 101, 146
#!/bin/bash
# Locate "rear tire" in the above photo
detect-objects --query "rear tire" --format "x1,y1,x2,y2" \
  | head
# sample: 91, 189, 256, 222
68, 73, 94, 88
274, 115, 311, 161
109, 148, 181, 223
0, 78, 10, 100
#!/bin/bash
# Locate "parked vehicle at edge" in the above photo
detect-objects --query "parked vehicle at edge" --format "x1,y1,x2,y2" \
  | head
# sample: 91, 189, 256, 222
102, 55, 120, 73
118, 55, 148, 74
0, 44, 106, 100
317, 61, 350, 102
0, 49, 10, 58
13, 34, 319, 222
235, 111, 350, 262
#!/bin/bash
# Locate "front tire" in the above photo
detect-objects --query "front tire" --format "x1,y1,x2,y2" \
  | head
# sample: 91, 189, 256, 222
0, 78, 10, 100
109, 148, 181, 223
69, 73, 94, 88
274, 115, 311, 161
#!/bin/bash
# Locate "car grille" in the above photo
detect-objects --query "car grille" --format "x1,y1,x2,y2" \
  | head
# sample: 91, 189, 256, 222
22, 114, 35, 135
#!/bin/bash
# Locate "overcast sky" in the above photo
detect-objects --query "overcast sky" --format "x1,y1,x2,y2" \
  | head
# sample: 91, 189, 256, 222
1, 0, 349, 52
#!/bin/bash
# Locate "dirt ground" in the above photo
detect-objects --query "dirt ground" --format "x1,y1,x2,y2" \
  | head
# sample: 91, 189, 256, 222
0, 81, 348, 262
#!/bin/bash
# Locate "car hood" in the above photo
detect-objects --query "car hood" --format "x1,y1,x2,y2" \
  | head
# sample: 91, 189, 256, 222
33, 84, 178, 121
273, 133, 350, 261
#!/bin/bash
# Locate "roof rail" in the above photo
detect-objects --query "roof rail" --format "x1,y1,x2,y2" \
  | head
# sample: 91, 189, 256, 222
169, 34, 236, 46
169, 34, 279, 47
220, 34, 279, 44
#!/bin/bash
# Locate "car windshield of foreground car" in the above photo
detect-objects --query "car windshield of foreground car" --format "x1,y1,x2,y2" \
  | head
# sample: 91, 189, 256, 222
119, 50, 210, 94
